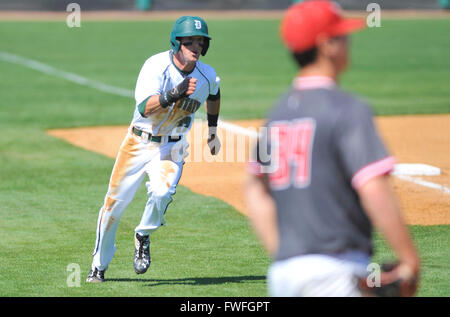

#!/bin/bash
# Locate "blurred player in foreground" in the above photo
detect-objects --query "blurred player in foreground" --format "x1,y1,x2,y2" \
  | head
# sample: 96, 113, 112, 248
245, 1, 420, 297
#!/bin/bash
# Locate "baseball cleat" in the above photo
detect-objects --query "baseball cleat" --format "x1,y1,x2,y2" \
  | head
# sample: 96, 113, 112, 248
86, 267, 105, 283
134, 233, 151, 274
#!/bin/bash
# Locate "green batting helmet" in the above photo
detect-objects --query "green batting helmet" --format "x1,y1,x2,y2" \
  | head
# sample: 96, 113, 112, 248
170, 16, 211, 56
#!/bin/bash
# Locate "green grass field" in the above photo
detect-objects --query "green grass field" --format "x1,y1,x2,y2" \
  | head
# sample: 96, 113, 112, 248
0, 18, 449, 297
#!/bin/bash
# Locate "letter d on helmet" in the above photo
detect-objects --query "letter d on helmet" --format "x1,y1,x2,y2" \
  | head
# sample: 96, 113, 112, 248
170, 16, 211, 56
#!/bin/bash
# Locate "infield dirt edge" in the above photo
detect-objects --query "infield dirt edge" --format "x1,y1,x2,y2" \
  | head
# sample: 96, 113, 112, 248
47, 114, 450, 226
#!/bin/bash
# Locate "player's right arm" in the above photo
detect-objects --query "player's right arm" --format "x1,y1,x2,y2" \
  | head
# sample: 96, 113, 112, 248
134, 54, 197, 118
245, 129, 279, 257
244, 172, 279, 257
139, 77, 197, 117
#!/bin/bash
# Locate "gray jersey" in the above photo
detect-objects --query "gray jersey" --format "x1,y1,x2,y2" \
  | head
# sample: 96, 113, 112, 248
250, 77, 394, 262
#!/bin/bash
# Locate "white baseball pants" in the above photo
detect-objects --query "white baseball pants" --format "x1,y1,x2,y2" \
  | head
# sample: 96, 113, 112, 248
91, 129, 186, 271
267, 253, 369, 297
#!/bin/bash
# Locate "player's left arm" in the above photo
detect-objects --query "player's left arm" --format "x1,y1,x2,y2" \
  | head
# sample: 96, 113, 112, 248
358, 175, 420, 296
336, 101, 419, 296
205, 89, 221, 155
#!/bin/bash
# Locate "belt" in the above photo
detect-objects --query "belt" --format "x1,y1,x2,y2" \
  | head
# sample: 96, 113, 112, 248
132, 126, 181, 143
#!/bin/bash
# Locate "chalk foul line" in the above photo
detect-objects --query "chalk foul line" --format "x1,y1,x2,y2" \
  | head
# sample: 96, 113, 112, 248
396, 175, 450, 195
1, 51, 447, 194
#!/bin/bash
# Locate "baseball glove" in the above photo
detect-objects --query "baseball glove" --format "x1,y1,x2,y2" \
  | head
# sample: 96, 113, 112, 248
358, 262, 419, 297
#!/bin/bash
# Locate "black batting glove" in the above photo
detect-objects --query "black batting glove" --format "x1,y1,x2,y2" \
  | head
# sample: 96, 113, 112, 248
159, 77, 191, 108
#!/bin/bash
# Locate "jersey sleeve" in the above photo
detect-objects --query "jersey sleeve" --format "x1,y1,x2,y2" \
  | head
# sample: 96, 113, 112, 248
334, 102, 395, 190
134, 57, 165, 106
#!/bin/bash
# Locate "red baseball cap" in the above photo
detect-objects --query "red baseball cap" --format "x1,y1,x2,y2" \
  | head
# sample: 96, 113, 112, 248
280, 0, 366, 53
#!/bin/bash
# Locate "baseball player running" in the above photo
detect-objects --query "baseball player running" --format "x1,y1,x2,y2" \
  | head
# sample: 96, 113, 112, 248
87, 16, 221, 283
245, 1, 420, 296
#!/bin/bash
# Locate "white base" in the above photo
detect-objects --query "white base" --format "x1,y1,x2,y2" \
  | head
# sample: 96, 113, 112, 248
391, 163, 441, 176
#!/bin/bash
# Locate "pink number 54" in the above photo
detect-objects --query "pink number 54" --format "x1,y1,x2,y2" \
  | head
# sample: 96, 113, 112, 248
268, 119, 316, 190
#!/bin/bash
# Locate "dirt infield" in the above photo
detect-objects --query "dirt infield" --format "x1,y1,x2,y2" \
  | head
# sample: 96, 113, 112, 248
47, 114, 450, 226
0, 9, 449, 21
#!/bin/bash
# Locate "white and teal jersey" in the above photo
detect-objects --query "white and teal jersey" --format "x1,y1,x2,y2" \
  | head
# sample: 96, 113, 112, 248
131, 50, 220, 136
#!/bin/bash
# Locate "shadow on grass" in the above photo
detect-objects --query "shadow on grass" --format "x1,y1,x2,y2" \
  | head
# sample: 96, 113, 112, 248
108, 275, 266, 287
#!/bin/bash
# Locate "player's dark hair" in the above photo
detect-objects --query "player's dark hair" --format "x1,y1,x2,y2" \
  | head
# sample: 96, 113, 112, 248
292, 47, 318, 67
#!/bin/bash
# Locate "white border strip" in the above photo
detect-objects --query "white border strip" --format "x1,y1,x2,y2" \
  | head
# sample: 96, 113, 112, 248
2, 51, 448, 195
